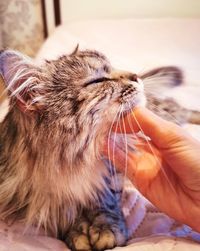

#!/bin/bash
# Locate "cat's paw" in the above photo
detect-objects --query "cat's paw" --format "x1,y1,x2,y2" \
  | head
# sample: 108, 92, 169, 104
71, 233, 91, 251
89, 221, 127, 251
89, 225, 116, 250
65, 219, 92, 251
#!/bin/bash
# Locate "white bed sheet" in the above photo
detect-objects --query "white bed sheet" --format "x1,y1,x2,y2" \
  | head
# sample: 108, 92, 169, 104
0, 18, 200, 251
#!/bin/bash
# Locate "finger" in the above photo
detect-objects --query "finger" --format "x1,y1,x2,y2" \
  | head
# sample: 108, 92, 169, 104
134, 147, 162, 192
113, 107, 187, 149
103, 138, 162, 184
113, 107, 174, 135
102, 138, 138, 179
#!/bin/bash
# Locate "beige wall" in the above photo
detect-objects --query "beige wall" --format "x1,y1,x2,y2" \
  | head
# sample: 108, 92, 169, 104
60, 0, 200, 23
1, 0, 200, 54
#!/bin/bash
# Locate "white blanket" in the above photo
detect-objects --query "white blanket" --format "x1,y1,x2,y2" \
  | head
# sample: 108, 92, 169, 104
0, 18, 200, 250
0, 187, 199, 251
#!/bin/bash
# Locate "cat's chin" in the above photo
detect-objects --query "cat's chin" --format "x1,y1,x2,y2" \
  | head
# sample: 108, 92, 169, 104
120, 95, 146, 116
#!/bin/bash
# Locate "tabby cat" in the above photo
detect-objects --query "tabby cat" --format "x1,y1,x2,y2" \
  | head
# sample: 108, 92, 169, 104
0, 49, 199, 251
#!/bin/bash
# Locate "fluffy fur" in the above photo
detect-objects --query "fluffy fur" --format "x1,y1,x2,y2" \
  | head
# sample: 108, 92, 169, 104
0, 49, 143, 248
0, 49, 199, 250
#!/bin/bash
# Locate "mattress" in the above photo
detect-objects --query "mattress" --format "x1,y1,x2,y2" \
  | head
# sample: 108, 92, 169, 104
0, 18, 200, 251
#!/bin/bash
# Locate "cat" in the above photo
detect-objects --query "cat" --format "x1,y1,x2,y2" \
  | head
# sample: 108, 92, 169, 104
0, 48, 199, 251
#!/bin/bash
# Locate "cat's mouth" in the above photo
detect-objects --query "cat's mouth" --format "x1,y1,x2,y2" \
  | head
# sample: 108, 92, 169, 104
118, 104, 139, 120
120, 93, 146, 115
119, 78, 146, 113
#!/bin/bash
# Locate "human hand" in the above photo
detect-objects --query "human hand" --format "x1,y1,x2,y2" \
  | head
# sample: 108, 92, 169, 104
105, 107, 200, 232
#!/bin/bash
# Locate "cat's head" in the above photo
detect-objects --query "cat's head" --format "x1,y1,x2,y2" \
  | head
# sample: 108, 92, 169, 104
0, 49, 145, 135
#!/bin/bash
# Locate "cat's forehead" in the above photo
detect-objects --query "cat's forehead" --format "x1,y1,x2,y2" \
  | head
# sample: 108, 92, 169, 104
47, 49, 111, 79
77, 50, 108, 61
77, 50, 110, 70
63, 49, 111, 70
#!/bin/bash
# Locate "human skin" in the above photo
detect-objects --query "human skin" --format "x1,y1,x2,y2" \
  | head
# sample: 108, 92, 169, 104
105, 107, 200, 233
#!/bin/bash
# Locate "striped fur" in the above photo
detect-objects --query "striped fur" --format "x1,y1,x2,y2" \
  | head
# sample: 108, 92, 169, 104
0, 49, 199, 250
0, 49, 143, 249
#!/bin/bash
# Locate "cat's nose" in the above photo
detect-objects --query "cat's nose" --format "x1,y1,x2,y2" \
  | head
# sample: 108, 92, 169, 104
127, 73, 138, 82
126, 74, 144, 86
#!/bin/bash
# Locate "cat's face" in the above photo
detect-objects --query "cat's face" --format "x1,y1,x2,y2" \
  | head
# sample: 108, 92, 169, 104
0, 49, 145, 136
43, 50, 145, 131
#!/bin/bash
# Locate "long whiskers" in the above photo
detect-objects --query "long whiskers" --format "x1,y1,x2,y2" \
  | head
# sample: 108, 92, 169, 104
126, 103, 140, 142
107, 105, 123, 194
131, 111, 177, 194
121, 107, 129, 195
111, 105, 124, 192
115, 105, 129, 196
142, 75, 180, 84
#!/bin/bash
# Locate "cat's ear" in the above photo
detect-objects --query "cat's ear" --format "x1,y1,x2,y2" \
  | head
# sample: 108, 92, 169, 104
0, 50, 44, 112
70, 44, 79, 56
140, 66, 183, 88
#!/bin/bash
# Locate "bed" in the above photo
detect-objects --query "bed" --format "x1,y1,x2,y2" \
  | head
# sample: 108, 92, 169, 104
0, 2, 200, 250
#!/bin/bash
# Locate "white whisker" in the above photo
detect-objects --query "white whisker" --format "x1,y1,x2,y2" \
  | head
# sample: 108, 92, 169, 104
107, 105, 123, 194
126, 103, 140, 141
112, 105, 124, 192
121, 108, 128, 195
131, 111, 177, 194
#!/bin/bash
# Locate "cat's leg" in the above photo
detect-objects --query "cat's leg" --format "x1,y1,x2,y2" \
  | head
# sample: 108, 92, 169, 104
65, 161, 127, 251
188, 110, 200, 124
65, 215, 92, 251
140, 66, 200, 125
147, 96, 200, 125
87, 162, 128, 250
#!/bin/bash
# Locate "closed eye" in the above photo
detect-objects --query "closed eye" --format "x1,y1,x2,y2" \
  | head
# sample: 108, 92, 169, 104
84, 77, 111, 87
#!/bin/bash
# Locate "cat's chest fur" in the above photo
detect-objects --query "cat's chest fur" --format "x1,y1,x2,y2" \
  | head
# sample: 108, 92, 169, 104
54, 159, 108, 206
0, 113, 108, 235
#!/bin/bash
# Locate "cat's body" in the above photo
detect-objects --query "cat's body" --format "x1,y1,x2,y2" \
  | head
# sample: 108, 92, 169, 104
0, 49, 199, 251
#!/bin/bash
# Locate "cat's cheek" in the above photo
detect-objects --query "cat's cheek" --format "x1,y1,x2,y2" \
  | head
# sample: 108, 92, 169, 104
103, 104, 121, 123
139, 94, 147, 107
134, 80, 146, 107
